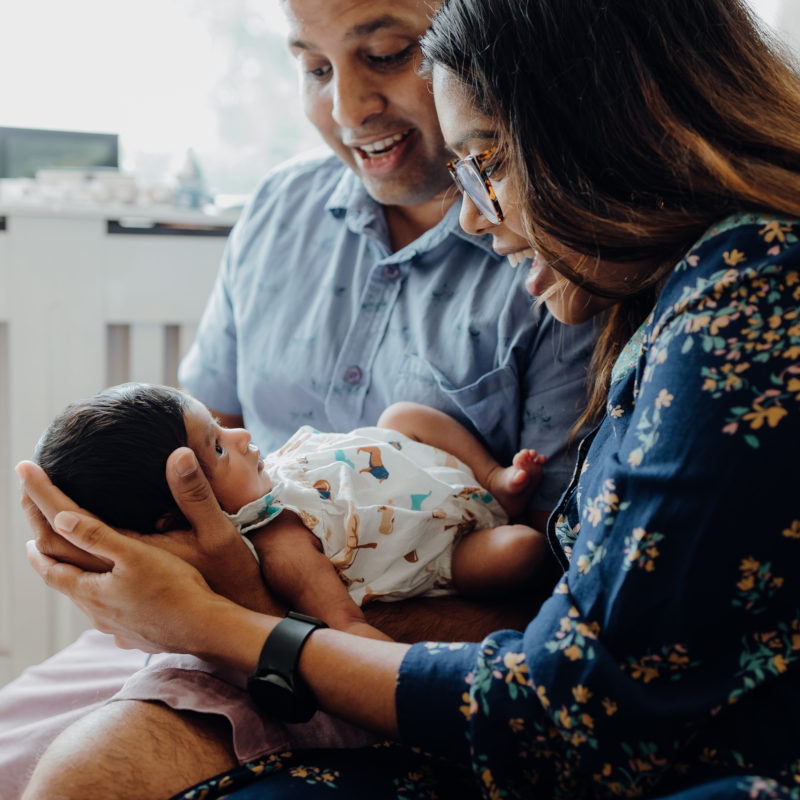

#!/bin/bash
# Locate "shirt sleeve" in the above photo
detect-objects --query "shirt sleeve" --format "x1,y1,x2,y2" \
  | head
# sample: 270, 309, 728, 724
178, 233, 242, 417
396, 220, 800, 797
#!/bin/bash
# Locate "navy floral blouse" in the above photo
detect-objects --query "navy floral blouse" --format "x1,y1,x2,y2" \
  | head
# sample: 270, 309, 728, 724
397, 213, 800, 799
173, 214, 800, 800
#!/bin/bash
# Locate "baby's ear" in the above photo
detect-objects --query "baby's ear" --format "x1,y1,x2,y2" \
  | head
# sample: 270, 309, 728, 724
154, 511, 187, 533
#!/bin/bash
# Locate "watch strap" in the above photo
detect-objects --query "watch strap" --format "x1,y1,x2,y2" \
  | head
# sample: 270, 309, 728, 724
247, 611, 328, 722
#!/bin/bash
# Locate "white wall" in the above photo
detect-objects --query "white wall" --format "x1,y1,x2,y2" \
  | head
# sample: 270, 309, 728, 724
0, 205, 230, 686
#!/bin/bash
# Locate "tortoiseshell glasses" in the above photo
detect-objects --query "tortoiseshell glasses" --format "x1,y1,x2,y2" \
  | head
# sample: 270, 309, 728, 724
447, 147, 504, 225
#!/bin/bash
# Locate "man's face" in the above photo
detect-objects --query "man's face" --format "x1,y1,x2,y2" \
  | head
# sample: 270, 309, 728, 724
284, 0, 452, 208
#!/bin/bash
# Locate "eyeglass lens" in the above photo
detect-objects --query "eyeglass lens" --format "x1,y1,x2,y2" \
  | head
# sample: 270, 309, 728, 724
454, 161, 501, 225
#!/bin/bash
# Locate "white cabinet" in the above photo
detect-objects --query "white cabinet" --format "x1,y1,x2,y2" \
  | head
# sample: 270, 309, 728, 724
0, 204, 234, 686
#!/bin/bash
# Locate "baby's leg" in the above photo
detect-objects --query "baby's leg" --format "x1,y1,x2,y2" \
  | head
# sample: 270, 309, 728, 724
451, 523, 550, 597
487, 449, 546, 519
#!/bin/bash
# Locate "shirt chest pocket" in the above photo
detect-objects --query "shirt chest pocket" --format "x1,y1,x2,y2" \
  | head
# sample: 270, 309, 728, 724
395, 354, 521, 462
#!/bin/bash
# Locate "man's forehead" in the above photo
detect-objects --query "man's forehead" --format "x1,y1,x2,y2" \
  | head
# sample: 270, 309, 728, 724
284, 0, 436, 42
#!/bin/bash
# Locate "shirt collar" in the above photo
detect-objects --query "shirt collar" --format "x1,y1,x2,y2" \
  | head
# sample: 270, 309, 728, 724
325, 166, 499, 259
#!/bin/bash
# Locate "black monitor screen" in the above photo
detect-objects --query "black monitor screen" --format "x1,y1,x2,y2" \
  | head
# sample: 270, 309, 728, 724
0, 126, 119, 178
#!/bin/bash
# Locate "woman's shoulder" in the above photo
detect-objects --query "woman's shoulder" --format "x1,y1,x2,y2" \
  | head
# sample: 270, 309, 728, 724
652, 211, 800, 334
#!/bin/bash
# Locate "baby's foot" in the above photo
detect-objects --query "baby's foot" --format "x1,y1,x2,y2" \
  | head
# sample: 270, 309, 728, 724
487, 449, 546, 519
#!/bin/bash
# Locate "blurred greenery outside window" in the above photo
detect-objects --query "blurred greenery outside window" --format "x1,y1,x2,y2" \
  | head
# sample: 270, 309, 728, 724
0, 0, 322, 200
0, 0, 793, 201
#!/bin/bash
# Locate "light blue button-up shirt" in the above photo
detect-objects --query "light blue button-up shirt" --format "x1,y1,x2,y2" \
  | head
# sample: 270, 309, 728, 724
179, 150, 596, 509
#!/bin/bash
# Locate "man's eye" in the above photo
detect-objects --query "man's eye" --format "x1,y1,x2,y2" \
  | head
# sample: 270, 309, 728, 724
307, 64, 331, 79
367, 44, 416, 69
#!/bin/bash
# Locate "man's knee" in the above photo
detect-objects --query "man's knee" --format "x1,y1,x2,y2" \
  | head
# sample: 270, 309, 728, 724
23, 699, 236, 800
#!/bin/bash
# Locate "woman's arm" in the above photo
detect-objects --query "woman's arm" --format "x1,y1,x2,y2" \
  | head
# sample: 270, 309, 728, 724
20, 452, 409, 737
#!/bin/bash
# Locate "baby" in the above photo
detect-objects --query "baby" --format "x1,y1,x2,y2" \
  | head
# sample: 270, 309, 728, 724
35, 384, 549, 640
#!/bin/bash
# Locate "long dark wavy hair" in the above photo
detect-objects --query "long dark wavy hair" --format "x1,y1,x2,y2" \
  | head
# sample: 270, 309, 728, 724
422, 0, 800, 430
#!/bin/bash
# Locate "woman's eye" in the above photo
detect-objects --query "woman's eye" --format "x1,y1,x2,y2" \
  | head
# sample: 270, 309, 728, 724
482, 154, 505, 179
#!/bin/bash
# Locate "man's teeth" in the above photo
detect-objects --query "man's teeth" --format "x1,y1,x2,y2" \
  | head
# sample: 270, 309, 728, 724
507, 247, 537, 268
359, 131, 409, 156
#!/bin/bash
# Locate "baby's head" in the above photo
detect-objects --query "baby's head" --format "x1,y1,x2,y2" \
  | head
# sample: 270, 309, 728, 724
35, 383, 270, 533
35, 384, 190, 532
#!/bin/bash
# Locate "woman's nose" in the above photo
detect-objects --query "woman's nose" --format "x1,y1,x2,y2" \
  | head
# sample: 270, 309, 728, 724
458, 193, 495, 237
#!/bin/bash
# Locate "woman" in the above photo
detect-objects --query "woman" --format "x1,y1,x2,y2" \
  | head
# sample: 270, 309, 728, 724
21, 0, 800, 797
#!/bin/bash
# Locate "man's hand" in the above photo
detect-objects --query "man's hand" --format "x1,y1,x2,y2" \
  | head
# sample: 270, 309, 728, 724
19, 447, 282, 621
19, 462, 114, 572
25, 504, 222, 653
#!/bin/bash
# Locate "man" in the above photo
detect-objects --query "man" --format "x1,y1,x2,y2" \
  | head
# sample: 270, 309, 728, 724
10, 0, 595, 797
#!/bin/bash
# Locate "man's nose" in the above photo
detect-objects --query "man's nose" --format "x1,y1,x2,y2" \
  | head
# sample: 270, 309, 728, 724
330, 65, 386, 129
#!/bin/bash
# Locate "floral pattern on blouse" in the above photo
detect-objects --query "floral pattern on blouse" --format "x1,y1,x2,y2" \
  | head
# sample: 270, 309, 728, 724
397, 213, 800, 799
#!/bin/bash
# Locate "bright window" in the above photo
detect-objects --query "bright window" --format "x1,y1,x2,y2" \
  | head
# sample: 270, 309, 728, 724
0, 0, 793, 199
0, 0, 322, 197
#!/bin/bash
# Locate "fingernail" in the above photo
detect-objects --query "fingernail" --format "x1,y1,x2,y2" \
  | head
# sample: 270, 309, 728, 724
176, 450, 198, 477
54, 511, 79, 533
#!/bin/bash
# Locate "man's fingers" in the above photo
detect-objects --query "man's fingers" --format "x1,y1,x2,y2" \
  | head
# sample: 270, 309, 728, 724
48, 510, 139, 566
16, 461, 81, 526
18, 461, 113, 571
26, 539, 88, 597
165, 447, 226, 528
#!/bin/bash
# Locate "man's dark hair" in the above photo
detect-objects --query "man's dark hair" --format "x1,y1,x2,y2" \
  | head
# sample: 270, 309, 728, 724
35, 383, 191, 533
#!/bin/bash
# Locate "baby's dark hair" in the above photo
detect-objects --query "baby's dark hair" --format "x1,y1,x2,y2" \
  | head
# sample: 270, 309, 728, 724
35, 383, 191, 533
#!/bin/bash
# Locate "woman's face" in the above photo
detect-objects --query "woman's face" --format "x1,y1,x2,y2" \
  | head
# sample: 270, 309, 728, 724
432, 65, 616, 325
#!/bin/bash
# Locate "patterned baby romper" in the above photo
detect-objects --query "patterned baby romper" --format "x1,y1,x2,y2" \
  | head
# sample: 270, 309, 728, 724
226, 426, 508, 605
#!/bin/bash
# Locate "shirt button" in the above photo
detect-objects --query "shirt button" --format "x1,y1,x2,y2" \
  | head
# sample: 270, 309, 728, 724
383, 264, 400, 281
344, 366, 362, 385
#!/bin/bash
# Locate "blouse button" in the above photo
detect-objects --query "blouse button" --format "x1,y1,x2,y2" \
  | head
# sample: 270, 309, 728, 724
344, 366, 362, 385
383, 264, 400, 281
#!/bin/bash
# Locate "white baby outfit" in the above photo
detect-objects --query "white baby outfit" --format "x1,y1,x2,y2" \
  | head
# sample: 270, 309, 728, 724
226, 426, 508, 606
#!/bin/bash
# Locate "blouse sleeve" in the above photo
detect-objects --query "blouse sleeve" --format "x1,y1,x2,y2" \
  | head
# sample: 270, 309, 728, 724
395, 217, 800, 798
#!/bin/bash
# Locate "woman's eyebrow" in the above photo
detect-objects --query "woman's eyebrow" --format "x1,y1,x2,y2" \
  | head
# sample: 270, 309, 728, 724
446, 129, 498, 154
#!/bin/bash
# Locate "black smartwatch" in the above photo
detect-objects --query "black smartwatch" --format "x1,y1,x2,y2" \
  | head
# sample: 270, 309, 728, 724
246, 611, 329, 723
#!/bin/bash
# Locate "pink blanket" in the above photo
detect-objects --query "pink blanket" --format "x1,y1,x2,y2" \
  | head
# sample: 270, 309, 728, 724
0, 630, 146, 800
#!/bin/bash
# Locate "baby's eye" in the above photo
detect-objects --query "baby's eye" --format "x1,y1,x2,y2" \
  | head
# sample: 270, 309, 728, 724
215, 441, 225, 457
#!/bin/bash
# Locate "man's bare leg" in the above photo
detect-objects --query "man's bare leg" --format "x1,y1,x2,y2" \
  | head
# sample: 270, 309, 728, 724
22, 699, 236, 800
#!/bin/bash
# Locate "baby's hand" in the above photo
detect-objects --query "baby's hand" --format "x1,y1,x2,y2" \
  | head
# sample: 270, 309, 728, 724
486, 449, 546, 519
